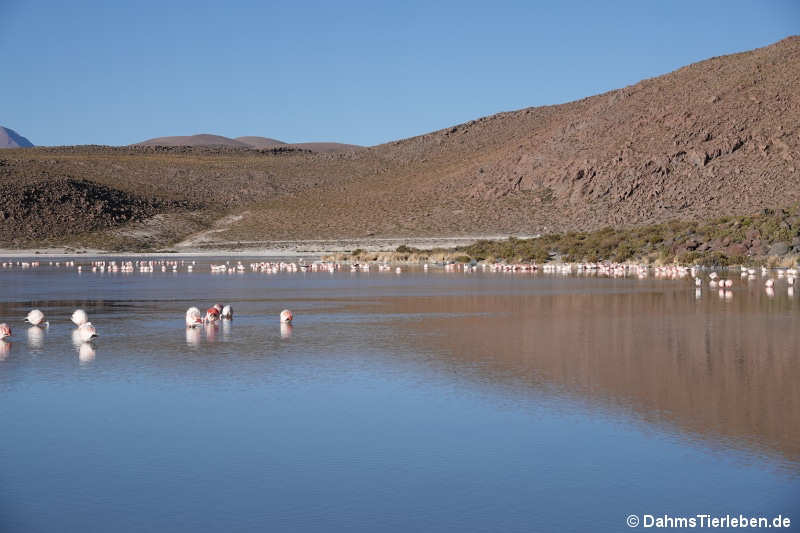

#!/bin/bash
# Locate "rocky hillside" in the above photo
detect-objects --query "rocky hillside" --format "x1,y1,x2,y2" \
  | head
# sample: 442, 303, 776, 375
1, 36, 798, 249
0, 166, 195, 246
230, 35, 799, 241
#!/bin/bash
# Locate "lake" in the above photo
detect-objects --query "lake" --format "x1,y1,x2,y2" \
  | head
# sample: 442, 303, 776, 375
1, 258, 798, 532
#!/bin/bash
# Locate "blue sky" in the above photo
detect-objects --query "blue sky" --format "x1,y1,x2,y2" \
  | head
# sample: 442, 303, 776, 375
1, 0, 798, 147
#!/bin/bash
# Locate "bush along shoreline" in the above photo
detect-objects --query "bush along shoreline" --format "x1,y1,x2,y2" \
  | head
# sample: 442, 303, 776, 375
331, 208, 800, 268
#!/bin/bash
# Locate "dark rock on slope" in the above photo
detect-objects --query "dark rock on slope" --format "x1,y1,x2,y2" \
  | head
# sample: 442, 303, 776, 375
0, 172, 196, 244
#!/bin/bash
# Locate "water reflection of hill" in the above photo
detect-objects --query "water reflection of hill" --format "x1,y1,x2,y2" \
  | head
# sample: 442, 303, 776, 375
362, 284, 800, 463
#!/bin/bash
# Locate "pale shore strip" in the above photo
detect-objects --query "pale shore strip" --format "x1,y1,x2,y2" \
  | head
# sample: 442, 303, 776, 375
0, 235, 532, 259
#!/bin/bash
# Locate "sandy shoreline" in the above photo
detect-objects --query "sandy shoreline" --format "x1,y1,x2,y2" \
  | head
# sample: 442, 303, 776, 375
0, 235, 531, 259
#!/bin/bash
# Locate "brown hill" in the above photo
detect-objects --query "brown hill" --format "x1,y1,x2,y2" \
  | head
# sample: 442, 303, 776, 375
221, 35, 800, 241
286, 142, 364, 153
1, 36, 799, 249
135, 134, 250, 148
235, 136, 286, 149
135, 134, 362, 153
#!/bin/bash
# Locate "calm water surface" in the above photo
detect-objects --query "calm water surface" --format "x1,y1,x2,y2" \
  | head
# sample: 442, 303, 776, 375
1, 259, 798, 532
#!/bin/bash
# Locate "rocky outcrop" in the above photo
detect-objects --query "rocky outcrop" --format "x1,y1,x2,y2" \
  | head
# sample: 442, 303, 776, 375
0, 177, 194, 244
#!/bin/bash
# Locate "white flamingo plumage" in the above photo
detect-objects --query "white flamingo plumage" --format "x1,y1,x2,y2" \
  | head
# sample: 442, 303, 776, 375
77, 322, 98, 342
185, 307, 203, 327
71, 309, 88, 326
25, 309, 46, 326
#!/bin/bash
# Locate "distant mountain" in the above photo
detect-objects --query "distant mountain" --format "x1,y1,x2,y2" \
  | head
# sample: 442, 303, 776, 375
134, 134, 250, 148
0, 126, 34, 148
234, 136, 286, 149
134, 134, 362, 152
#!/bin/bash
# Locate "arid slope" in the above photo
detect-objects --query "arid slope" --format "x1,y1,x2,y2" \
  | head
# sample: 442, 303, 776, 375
1, 36, 798, 249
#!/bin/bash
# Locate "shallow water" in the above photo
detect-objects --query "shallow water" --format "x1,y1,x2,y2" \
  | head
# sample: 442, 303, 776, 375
1, 259, 799, 532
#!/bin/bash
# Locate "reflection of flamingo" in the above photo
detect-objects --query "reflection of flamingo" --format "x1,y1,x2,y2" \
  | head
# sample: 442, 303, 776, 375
71, 309, 88, 326
185, 326, 201, 347
280, 309, 293, 323
204, 322, 218, 342
280, 322, 293, 339
27, 326, 45, 349
78, 343, 96, 363
0, 340, 11, 360
0, 323, 11, 339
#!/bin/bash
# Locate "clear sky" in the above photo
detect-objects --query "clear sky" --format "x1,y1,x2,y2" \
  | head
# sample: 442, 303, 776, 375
2, 0, 798, 147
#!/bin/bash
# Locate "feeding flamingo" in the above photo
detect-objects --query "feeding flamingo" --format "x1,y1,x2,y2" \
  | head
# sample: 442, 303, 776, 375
204, 306, 220, 322
77, 322, 98, 342
185, 307, 203, 328
25, 309, 46, 326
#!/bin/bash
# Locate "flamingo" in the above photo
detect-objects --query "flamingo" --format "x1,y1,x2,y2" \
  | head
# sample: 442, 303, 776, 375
71, 309, 88, 326
0, 323, 11, 339
77, 322, 98, 342
280, 309, 293, 323
25, 309, 46, 326
185, 307, 203, 328
221, 304, 233, 319
204, 306, 220, 323
765, 279, 775, 288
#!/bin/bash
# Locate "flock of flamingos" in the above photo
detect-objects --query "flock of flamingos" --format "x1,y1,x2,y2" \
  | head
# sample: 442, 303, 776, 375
0, 257, 796, 350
